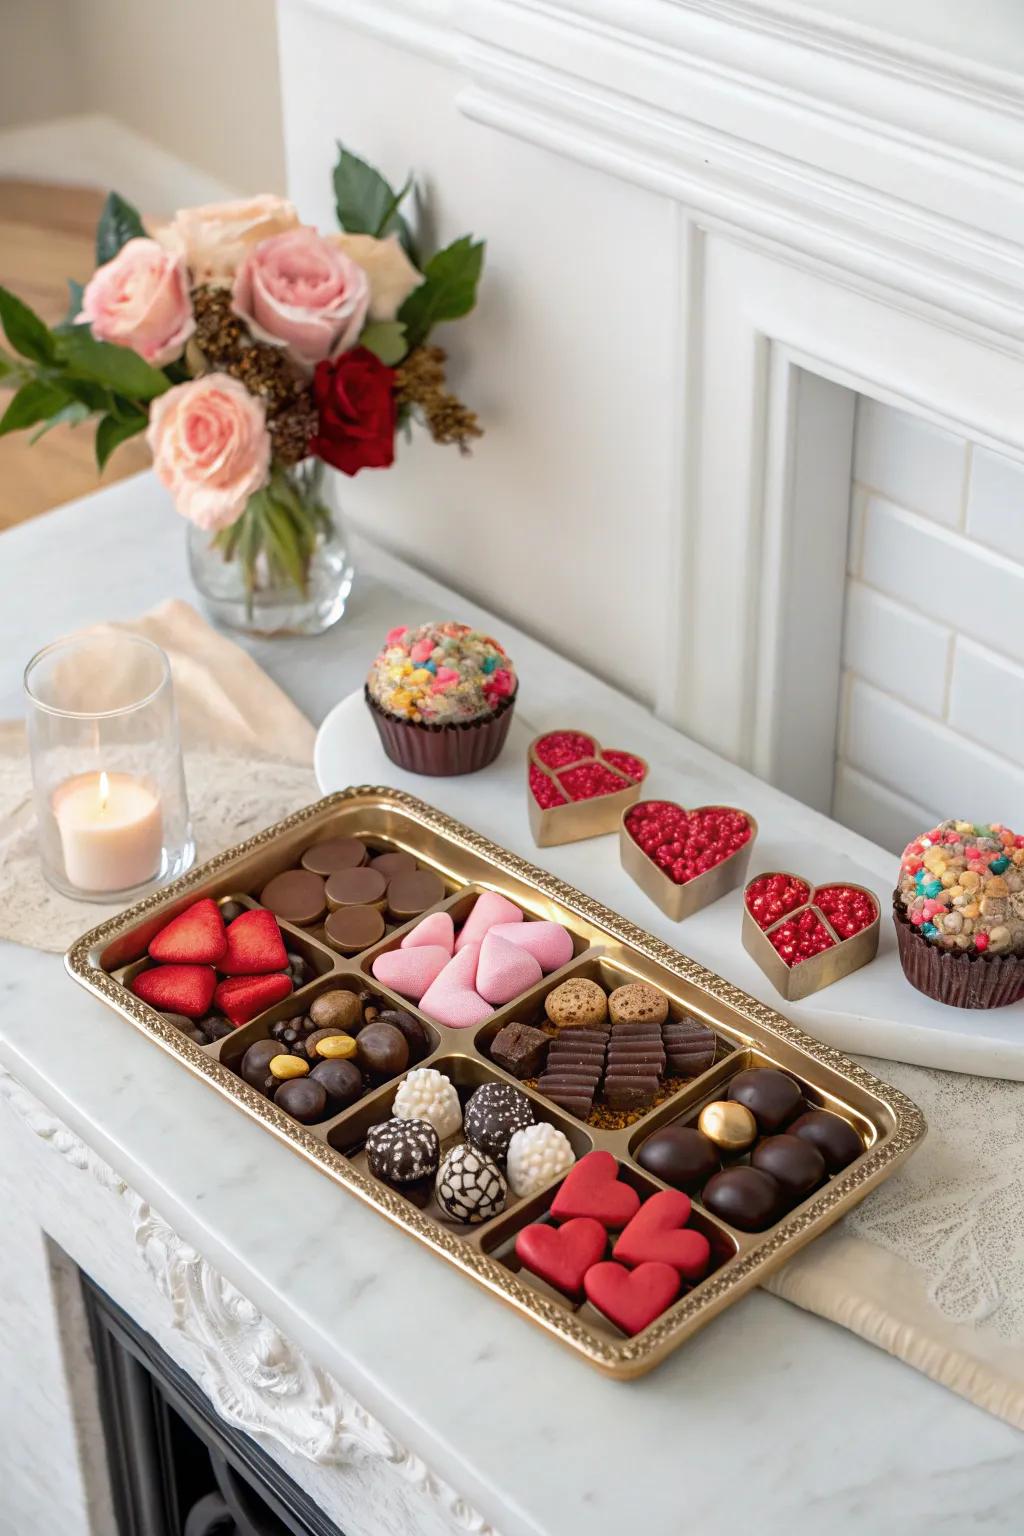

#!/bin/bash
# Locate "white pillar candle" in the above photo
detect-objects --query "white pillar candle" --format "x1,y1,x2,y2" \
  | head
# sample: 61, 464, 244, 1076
53, 771, 163, 893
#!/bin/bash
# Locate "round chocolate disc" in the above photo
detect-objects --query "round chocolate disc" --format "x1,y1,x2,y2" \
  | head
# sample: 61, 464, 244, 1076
356, 1021, 410, 1080
728, 1067, 803, 1134
702, 1166, 781, 1231
274, 1077, 328, 1124
325, 866, 388, 911
310, 1058, 364, 1113
788, 1109, 863, 1173
300, 837, 368, 875
260, 869, 327, 926
324, 904, 386, 955
369, 850, 418, 879
751, 1133, 826, 1201
387, 869, 446, 921
637, 1125, 720, 1192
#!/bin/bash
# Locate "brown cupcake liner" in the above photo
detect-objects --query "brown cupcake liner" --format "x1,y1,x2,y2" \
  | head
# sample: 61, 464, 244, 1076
365, 687, 515, 776
892, 891, 1024, 1009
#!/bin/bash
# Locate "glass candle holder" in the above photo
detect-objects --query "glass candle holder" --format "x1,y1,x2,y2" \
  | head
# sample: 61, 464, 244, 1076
25, 633, 195, 902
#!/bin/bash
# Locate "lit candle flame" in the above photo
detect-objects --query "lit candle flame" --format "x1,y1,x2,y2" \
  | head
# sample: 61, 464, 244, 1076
98, 771, 110, 813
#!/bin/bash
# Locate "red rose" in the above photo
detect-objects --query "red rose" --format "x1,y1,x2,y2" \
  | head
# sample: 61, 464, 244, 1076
309, 347, 397, 475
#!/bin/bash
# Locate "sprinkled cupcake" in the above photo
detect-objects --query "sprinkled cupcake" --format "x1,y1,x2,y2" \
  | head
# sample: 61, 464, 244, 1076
365, 622, 517, 775
894, 820, 1024, 1008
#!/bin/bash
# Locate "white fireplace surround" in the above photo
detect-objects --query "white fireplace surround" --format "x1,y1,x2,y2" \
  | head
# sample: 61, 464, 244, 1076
279, 0, 1024, 815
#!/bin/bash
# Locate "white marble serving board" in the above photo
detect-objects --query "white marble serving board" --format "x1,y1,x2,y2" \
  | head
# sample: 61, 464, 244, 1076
316, 691, 1024, 1079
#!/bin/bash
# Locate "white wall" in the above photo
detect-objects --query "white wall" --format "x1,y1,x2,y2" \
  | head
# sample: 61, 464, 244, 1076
834, 398, 1024, 853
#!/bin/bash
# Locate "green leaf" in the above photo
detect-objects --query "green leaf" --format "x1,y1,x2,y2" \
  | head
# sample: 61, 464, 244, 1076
359, 320, 407, 366
95, 191, 146, 266
59, 327, 170, 401
65, 279, 85, 324
0, 286, 56, 365
95, 410, 147, 471
398, 236, 484, 349
333, 145, 414, 256
28, 399, 91, 442
0, 378, 70, 436
0, 349, 19, 382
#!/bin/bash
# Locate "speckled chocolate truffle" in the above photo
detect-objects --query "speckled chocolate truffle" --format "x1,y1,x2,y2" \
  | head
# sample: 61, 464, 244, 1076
435, 1144, 507, 1224
463, 1081, 535, 1160
608, 982, 669, 1027
366, 1117, 439, 1184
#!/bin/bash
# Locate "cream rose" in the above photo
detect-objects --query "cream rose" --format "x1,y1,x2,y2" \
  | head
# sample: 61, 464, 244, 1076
79, 238, 194, 367
147, 373, 271, 532
157, 195, 301, 285
332, 232, 423, 322
231, 227, 370, 369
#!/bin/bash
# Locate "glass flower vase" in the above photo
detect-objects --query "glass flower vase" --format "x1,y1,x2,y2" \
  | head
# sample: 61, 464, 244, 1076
186, 459, 354, 637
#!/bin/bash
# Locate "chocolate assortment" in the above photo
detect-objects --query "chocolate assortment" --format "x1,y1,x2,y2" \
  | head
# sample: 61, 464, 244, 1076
71, 787, 925, 1378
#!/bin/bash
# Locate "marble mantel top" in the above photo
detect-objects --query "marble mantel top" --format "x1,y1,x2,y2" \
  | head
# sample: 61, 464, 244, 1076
2, 474, 1022, 1536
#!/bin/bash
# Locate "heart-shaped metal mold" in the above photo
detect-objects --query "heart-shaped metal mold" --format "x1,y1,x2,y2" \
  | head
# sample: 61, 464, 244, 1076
528, 730, 648, 847
620, 800, 757, 921
741, 871, 881, 1001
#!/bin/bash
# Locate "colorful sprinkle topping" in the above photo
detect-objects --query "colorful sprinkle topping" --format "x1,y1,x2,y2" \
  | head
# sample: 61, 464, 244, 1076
897, 820, 1024, 955
367, 622, 516, 725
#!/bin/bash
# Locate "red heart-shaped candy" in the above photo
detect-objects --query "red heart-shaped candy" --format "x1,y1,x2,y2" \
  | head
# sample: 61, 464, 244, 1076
148, 898, 226, 966
214, 972, 293, 1026
131, 963, 217, 1019
584, 1260, 680, 1335
549, 1151, 641, 1229
515, 1217, 607, 1297
219, 909, 289, 976
612, 1189, 711, 1281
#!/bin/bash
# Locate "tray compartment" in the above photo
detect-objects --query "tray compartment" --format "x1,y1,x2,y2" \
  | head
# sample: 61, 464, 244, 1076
66, 788, 926, 1379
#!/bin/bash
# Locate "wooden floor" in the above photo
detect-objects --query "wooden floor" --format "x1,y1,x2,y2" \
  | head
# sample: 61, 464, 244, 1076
0, 180, 150, 531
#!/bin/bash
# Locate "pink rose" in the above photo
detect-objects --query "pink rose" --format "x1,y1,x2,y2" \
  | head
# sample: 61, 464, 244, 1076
147, 373, 270, 532
157, 195, 301, 285
79, 238, 194, 367
232, 227, 370, 370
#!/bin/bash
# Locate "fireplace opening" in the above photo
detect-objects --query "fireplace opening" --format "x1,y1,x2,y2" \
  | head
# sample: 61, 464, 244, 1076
81, 1272, 345, 1536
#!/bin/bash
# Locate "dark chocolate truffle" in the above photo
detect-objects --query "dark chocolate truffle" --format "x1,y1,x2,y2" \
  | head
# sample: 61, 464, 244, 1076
241, 1039, 288, 1093
356, 1021, 410, 1080
310, 1058, 364, 1114
463, 1081, 534, 1160
728, 1068, 803, 1133
637, 1125, 720, 1192
310, 989, 362, 1033
751, 1134, 826, 1201
788, 1109, 863, 1173
377, 1007, 431, 1064
366, 1117, 439, 1184
702, 1166, 781, 1231
274, 1077, 328, 1124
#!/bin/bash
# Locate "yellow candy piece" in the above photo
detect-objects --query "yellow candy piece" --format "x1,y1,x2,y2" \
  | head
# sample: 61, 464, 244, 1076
269, 1054, 310, 1080
963, 902, 980, 919
389, 689, 413, 712
941, 870, 958, 887
955, 821, 973, 834
960, 870, 981, 890
315, 1033, 357, 1060
409, 668, 433, 685
987, 876, 1009, 899
947, 884, 964, 903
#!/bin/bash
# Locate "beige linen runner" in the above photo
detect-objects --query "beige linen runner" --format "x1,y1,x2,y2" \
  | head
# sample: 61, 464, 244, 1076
1, 601, 1021, 1429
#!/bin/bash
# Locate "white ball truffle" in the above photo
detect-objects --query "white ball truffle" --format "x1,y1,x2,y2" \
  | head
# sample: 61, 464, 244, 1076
506, 1121, 575, 1198
393, 1068, 463, 1140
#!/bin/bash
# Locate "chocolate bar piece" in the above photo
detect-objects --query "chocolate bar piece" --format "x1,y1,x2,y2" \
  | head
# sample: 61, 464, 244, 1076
490, 1021, 550, 1078
603, 1075, 659, 1109
662, 1018, 717, 1077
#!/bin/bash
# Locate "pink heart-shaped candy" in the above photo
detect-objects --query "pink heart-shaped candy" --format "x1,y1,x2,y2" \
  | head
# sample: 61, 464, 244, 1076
371, 944, 450, 1001
476, 931, 543, 1006
454, 891, 523, 952
419, 944, 494, 1028
401, 910, 455, 954
488, 920, 574, 974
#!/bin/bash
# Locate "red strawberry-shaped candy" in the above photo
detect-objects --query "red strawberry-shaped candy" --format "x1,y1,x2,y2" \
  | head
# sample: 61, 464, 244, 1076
214, 973, 293, 1027
132, 964, 217, 1019
612, 1190, 711, 1281
515, 1217, 607, 1298
219, 909, 289, 976
549, 1150, 641, 1229
584, 1260, 680, 1335
148, 899, 226, 966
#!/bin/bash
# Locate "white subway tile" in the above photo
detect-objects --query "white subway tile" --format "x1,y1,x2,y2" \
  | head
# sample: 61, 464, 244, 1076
841, 582, 950, 716
832, 763, 941, 855
844, 678, 1024, 825
967, 446, 1024, 567
949, 639, 1024, 764
861, 496, 1024, 667
853, 397, 967, 527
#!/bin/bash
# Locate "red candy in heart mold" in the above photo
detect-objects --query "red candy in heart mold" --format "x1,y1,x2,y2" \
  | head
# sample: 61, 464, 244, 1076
584, 1260, 681, 1336
528, 730, 648, 847
515, 1217, 608, 1298
620, 800, 757, 921
612, 1190, 711, 1281
549, 1150, 642, 1229
742, 870, 881, 1001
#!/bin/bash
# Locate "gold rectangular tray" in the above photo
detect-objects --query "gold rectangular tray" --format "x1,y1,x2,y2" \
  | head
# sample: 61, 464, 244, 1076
65, 787, 926, 1379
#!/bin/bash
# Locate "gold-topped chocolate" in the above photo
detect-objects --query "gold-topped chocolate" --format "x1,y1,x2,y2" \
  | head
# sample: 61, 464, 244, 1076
697, 1099, 758, 1152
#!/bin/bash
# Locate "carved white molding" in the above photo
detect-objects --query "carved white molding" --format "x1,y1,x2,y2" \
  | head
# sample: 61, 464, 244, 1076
0, 1067, 497, 1536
